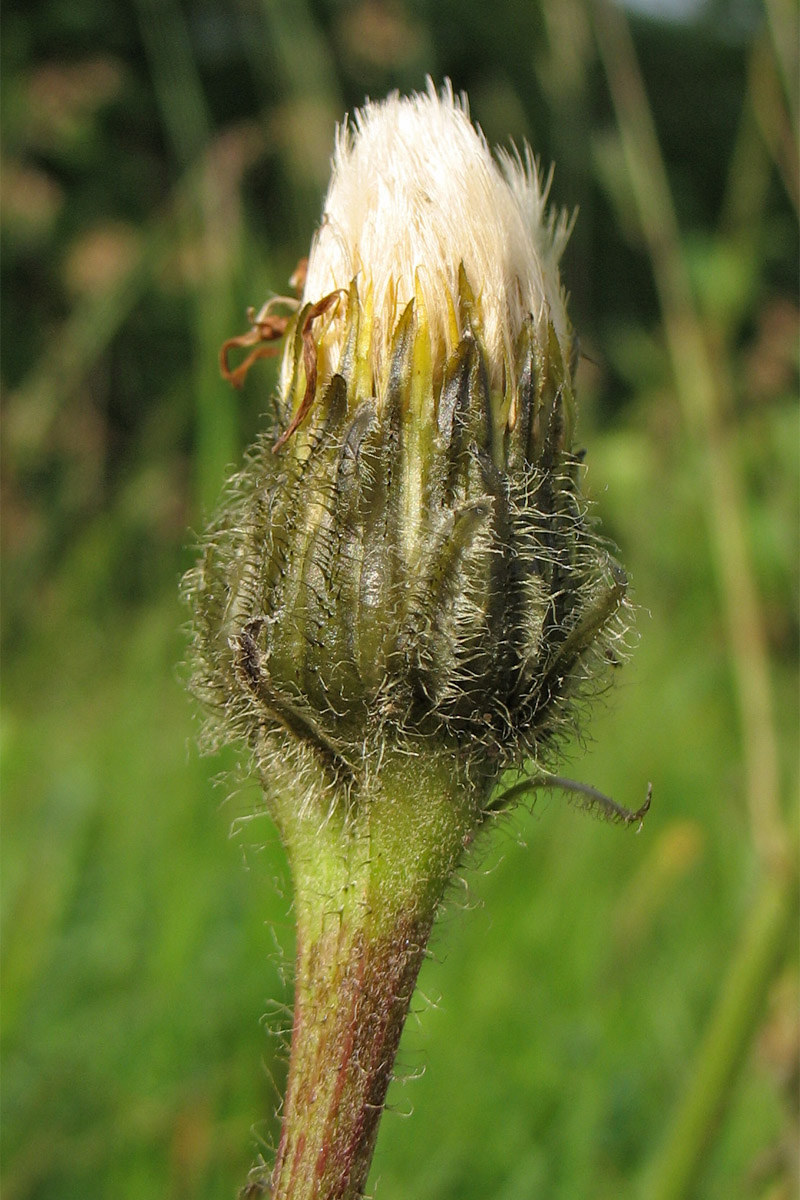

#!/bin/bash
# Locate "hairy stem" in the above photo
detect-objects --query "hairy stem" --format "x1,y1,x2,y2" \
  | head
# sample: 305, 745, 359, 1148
266, 905, 431, 1199
242, 741, 487, 1199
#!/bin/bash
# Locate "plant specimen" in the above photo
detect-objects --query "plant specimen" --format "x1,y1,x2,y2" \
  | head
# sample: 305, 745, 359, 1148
184, 81, 646, 1199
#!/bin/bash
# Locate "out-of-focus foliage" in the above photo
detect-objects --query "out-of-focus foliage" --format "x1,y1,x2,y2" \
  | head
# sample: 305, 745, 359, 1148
1, 2, 797, 1198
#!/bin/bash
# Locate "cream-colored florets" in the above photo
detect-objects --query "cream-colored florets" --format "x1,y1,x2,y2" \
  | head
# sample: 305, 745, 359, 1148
290, 80, 573, 391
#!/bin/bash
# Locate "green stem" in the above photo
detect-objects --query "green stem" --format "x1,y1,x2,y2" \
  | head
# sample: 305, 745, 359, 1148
242, 742, 486, 1200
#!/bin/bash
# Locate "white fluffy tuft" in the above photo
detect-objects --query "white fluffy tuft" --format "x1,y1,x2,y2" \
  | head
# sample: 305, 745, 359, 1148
297, 80, 572, 385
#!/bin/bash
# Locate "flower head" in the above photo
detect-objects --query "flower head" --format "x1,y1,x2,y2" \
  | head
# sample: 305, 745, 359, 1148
188, 80, 629, 792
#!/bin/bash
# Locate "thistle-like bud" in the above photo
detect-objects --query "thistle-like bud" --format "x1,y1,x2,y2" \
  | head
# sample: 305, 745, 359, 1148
190, 83, 626, 788
185, 82, 633, 1200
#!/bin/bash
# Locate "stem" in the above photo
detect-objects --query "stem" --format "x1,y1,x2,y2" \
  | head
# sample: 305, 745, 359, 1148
269, 904, 429, 1199
243, 741, 486, 1199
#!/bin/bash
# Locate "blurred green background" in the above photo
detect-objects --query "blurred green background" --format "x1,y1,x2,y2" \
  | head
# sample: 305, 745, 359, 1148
2, 1, 797, 1197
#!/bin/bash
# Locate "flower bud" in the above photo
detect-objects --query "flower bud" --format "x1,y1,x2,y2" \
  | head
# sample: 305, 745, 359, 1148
187, 81, 628, 789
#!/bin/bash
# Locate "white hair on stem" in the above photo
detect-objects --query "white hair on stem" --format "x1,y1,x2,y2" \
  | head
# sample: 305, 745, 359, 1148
291, 79, 573, 392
